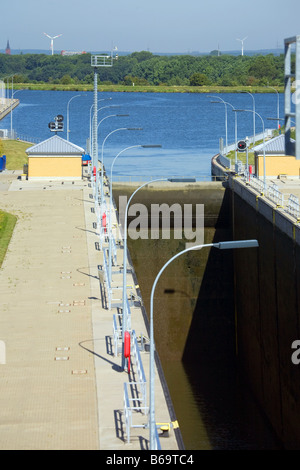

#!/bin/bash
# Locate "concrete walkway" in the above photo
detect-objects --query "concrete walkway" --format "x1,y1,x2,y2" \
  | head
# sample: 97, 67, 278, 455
0, 170, 181, 450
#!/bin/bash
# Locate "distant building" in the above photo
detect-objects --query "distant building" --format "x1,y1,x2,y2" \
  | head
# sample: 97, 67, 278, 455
26, 135, 84, 180
5, 40, 11, 55
60, 50, 86, 56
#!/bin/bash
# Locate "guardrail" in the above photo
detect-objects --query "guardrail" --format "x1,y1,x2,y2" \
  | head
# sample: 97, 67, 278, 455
131, 330, 147, 408
217, 154, 231, 169
240, 175, 300, 223
112, 298, 132, 356
287, 194, 300, 220
123, 382, 149, 444
17, 133, 42, 144
101, 247, 125, 311
248, 175, 265, 194
121, 328, 150, 445
102, 248, 112, 309
267, 183, 285, 207
110, 231, 119, 266
113, 314, 122, 357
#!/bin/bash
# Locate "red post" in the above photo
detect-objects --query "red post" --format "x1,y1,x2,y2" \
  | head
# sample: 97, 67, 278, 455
124, 331, 131, 374
102, 212, 107, 233
249, 165, 252, 182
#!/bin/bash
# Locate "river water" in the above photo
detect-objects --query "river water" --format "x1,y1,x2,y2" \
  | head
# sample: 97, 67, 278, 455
1, 90, 285, 449
1, 89, 285, 179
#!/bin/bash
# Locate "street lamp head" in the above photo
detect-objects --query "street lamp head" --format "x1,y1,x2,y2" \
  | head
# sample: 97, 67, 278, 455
168, 178, 196, 182
126, 127, 143, 130
214, 240, 259, 249
141, 144, 162, 148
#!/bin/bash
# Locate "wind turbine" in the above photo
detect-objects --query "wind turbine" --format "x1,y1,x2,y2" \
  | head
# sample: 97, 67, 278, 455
43, 32, 62, 55
236, 36, 247, 56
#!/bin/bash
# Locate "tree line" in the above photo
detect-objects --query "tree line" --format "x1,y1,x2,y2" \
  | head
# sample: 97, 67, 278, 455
0, 51, 290, 87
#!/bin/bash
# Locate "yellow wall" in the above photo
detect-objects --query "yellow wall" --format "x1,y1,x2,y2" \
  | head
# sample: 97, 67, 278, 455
28, 156, 82, 179
256, 154, 300, 178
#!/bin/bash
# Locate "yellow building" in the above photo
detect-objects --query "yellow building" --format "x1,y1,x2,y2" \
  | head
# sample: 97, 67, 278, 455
254, 134, 300, 178
26, 135, 84, 180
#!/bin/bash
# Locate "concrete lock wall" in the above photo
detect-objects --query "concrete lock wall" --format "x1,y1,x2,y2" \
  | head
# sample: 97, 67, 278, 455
232, 190, 300, 449
113, 180, 300, 449
112, 182, 236, 363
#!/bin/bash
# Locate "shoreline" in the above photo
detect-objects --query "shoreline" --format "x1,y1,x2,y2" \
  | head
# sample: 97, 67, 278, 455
11, 83, 284, 94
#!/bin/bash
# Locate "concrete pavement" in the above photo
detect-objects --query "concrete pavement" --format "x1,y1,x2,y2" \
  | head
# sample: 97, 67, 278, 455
0, 169, 181, 450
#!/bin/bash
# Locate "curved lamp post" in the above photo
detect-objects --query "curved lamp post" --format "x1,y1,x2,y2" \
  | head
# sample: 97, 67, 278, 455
239, 91, 256, 146
10, 88, 23, 138
208, 95, 228, 154
108, 144, 151, 287
92, 105, 121, 174
94, 116, 130, 205
66, 94, 81, 141
211, 98, 238, 164
98, 126, 141, 215
149, 238, 259, 450
120, 174, 196, 371
91, 103, 118, 170
233, 109, 266, 189
266, 85, 280, 130
120, 166, 162, 371
89, 98, 112, 153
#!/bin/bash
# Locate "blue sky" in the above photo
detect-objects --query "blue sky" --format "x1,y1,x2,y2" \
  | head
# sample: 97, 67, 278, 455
2, 0, 300, 54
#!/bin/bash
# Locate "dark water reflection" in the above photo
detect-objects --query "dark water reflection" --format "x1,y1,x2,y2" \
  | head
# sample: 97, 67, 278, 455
163, 359, 282, 450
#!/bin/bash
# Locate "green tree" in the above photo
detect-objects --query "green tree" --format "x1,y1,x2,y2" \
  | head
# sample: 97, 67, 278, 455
60, 74, 73, 84
189, 72, 211, 86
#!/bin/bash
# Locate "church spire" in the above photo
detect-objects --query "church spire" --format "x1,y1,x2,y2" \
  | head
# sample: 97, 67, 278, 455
5, 40, 11, 55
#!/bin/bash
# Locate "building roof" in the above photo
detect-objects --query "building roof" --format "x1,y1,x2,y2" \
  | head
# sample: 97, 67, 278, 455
26, 135, 84, 156
253, 134, 295, 155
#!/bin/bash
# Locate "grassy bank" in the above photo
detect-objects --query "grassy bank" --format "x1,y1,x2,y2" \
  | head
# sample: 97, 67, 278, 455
1, 139, 31, 170
12, 83, 284, 94
0, 140, 25, 265
0, 210, 17, 267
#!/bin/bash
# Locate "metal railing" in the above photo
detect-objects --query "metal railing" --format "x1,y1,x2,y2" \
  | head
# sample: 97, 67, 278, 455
113, 314, 122, 357
112, 298, 133, 357
123, 382, 148, 444
153, 427, 162, 450
217, 154, 231, 169
110, 231, 119, 266
267, 183, 285, 207
16, 133, 42, 144
125, 297, 132, 331
102, 247, 124, 311
130, 330, 147, 408
248, 175, 265, 194
102, 248, 112, 309
238, 174, 300, 223
287, 194, 300, 220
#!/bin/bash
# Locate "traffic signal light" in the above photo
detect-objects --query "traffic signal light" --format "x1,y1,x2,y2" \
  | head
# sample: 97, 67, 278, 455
237, 140, 247, 151
48, 115, 64, 132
